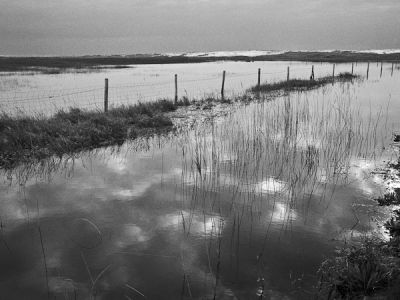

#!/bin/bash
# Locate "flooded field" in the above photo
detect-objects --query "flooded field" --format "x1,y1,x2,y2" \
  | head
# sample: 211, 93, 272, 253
0, 61, 394, 115
1, 61, 400, 299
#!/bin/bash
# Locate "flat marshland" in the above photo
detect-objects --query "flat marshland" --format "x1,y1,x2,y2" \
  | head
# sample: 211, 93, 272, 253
0, 73, 356, 168
0, 60, 400, 299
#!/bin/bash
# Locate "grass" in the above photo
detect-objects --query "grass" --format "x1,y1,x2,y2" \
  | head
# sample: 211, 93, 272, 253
248, 72, 357, 93
0, 73, 357, 169
0, 99, 179, 168
318, 238, 400, 299
175, 75, 388, 298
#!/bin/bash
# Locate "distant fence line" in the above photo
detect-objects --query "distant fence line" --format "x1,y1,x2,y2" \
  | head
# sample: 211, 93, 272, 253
0, 62, 398, 115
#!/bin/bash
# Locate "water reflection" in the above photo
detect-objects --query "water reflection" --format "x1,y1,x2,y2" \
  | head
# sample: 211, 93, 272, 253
0, 77, 398, 299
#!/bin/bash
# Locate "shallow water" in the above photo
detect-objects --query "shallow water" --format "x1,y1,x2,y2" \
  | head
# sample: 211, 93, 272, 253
0, 60, 396, 115
0, 64, 400, 299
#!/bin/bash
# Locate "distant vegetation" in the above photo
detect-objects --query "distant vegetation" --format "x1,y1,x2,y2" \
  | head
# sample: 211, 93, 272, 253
0, 52, 399, 73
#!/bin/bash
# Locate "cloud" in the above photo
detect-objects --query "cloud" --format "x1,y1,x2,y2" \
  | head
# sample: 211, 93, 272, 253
0, 0, 399, 55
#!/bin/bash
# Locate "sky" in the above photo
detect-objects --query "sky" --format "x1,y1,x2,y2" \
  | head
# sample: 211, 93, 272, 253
0, 0, 399, 56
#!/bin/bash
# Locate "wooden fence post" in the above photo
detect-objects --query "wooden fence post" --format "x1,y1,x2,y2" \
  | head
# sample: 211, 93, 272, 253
332, 64, 335, 80
380, 62, 383, 78
392, 63, 394, 76
367, 62, 370, 79
287, 66, 290, 82
258, 68, 261, 88
104, 78, 109, 113
311, 65, 315, 80
221, 70, 226, 99
351, 63, 354, 75
174, 74, 178, 104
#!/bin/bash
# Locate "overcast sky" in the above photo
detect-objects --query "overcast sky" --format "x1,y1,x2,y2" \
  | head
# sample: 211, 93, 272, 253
1, 0, 399, 56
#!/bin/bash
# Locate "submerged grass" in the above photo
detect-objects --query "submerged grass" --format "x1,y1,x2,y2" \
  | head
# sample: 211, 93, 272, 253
0, 73, 356, 169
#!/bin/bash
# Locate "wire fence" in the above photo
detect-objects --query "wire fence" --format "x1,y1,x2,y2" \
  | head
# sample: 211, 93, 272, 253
0, 61, 393, 116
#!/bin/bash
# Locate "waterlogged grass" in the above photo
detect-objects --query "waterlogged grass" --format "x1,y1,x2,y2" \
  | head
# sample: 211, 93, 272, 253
176, 80, 389, 298
0, 100, 178, 168
182, 82, 384, 205
0, 73, 356, 169
249, 72, 357, 93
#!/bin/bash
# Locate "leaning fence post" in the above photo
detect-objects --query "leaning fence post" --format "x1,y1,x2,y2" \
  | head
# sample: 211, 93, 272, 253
221, 70, 226, 99
258, 68, 261, 88
287, 66, 290, 82
104, 78, 109, 112
367, 62, 370, 79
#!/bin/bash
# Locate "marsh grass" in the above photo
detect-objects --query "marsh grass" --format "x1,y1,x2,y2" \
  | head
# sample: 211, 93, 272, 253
174, 80, 390, 298
249, 72, 358, 93
181, 81, 385, 213
0, 99, 180, 168
318, 238, 400, 299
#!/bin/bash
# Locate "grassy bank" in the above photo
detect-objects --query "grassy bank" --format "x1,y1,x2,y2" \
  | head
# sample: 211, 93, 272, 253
0, 73, 357, 169
0, 52, 399, 73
